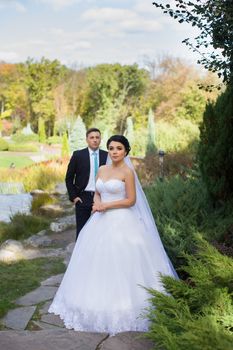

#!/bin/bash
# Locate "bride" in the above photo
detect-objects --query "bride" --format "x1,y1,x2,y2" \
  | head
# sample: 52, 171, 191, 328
49, 135, 177, 334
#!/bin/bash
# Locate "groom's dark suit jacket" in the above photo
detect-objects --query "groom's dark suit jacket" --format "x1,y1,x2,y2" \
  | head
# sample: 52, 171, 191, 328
65, 147, 108, 202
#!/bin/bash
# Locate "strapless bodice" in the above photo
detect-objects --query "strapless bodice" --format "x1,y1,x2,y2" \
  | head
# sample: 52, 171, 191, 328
96, 178, 126, 202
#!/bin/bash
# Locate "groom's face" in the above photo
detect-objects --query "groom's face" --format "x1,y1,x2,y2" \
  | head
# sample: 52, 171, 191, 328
86, 131, 101, 150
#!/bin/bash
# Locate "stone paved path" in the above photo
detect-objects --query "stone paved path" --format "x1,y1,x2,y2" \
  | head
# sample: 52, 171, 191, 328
0, 185, 154, 349
0, 272, 153, 349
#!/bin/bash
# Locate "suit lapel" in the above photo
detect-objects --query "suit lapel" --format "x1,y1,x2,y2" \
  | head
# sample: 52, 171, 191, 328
84, 148, 90, 177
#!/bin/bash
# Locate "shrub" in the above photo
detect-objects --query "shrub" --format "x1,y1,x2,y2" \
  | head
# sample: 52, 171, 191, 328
8, 143, 38, 152
0, 213, 50, 243
23, 162, 65, 192
0, 138, 9, 151
47, 135, 62, 145
146, 239, 233, 350
145, 174, 233, 265
11, 133, 38, 143
144, 175, 210, 265
0, 159, 67, 192
31, 193, 57, 214
198, 84, 233, 201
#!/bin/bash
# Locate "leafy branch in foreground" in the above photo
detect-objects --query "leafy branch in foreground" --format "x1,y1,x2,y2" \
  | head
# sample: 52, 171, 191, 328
153, 0, 233, 84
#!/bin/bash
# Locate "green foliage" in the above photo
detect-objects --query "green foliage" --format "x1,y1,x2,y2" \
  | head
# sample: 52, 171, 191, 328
38, 117, 46, 143
145, 173, 233, 266
0, 58, 219, 157
198, 84, 233, 201
156, 119, 200, 153
176, 85, 206, 122
0, 213, 50, 244
47, 135, 62, 144
61, 132, 70, 157
146, 109, 156, 155
146, 239, 233, 350
124, 116, 135, 154
0, 138, 9, 151
23, 57, 66, 134
31, 193, 57, 214
8, 143, 38, 152
23, 163, 65, 192
82, 63, 149, 127
0, 160, 66, 191
153, 1, 233, 83
11, 132, 38, 143
145, 175, 209, 264
0, 257, 65, 318
69, 115, 86, 153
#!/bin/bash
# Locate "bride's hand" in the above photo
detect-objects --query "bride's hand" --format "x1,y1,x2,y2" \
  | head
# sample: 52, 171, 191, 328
92, 202, 107, 213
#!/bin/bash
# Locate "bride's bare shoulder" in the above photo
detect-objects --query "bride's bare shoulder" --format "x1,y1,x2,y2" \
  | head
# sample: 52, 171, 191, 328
124, 165, 134, 177
98, 165, 111, 174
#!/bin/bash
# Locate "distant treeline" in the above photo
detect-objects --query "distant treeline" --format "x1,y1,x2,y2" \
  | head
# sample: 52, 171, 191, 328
0, 56, 218, 152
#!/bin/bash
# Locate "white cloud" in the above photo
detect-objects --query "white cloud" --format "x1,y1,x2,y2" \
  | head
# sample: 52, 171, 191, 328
82, 7, 161, 35
0, 51, 19, 61
38, 0, 80, 10
0, 0, 26, 12
64, 41, 91, 51
82, 7, 137, 22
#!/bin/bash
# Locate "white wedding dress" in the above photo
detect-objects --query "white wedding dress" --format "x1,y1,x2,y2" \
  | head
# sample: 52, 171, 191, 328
49, 177, 177, 334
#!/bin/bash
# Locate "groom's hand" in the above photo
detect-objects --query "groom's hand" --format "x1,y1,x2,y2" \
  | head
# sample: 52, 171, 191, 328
74, 197, 83, 204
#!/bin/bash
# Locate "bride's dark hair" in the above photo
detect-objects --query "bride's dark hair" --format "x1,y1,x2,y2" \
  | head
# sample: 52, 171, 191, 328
106, 135, 131, 156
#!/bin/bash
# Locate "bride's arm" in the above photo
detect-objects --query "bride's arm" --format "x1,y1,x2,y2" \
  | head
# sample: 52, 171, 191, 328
98, 169, 136, 211
92, 167, 104, 213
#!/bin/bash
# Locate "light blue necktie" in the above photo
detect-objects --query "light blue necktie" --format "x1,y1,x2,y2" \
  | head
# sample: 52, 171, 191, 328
93, 151, 98, 178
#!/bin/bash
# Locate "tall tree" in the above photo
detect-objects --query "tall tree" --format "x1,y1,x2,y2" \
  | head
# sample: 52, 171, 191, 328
61, 132, 70, 158
69, 115, 86, 153
23, 57, 66, 135
146, 109, 157, 155
38, 117, 46, 143
153, 0, 233, 84
198, 85, 233, 201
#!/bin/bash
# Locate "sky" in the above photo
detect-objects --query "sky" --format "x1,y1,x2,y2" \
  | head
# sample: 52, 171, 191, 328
0, 0, 201, 68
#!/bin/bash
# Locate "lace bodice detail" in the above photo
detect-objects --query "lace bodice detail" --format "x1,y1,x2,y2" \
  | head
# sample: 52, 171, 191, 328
96, 178, 126, 203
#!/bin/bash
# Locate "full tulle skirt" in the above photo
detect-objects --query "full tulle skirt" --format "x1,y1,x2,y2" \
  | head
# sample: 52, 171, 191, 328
49, 206, 176, 334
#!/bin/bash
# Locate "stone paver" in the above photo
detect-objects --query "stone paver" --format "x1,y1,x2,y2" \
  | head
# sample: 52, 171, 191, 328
41, 313, 65, 328
1, 306, 36, 330
0, 329, 108, 350
41, 273, 64, 287
0, 188, 155, 350
16, 286, 58, 306
31, 320, 63, 330
38, 300, 52, 315
101, 332, 153, 350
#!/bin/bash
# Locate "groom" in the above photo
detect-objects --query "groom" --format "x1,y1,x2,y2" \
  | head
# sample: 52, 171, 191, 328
65, 128, 108, 240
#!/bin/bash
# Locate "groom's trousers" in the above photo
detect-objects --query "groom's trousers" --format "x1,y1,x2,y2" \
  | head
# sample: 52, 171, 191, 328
75, 190, 95, 240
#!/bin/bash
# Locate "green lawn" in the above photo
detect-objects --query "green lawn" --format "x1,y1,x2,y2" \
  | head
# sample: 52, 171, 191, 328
0, 154, 34, 168
0, 257, 65, 319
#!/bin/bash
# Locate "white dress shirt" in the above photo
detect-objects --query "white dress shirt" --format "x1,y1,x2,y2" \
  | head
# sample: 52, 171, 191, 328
84, 148, 99, 192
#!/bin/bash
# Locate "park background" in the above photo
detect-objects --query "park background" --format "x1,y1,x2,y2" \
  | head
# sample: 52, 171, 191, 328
0, 1, 232, 349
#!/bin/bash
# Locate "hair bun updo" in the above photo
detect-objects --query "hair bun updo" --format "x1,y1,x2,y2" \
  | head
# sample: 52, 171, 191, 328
106, 135, 131, 156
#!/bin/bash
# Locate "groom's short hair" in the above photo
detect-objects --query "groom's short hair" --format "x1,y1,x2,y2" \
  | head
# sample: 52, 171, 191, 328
86, 128, 101, 137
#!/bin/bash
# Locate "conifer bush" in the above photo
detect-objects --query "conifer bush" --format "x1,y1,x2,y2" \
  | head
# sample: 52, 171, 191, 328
198, 85, 233, 201
0, 137, 9, 151
146, 239, 233, 350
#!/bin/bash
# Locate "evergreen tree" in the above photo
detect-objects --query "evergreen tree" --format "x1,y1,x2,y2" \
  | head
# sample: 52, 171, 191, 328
146, 109, 156, 155
38, 117, 46, 143
124, 116, 135, 155
61, 132, 70, 157
101, 129, 109, 151
69, 115, 86, 153
198, 85, 233, 201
